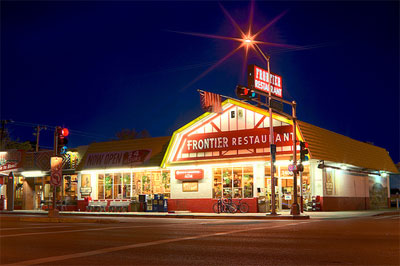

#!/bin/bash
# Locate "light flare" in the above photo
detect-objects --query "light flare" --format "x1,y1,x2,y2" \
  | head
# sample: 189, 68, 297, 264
173, 3, 297, 89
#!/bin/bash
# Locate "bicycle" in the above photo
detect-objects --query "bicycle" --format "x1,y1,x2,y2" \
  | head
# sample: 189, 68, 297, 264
213, 198, 237, 214
234, 198, 249, 213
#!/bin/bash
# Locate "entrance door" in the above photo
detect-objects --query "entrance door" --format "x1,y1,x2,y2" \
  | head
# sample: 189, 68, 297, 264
34, 185, 43, 210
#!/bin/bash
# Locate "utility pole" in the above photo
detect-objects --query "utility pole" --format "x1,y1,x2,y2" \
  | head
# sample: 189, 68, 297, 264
254, 43, 277, 215
34, 125, 47, 152
290, 102, 300, 215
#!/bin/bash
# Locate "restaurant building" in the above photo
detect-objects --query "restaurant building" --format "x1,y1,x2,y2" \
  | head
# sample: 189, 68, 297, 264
0, 148, 84, 211
75, 99, 398, 212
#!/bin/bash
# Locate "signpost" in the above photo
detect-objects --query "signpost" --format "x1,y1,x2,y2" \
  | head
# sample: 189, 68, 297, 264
50, 156, 63, 186
49, 156, 62, 217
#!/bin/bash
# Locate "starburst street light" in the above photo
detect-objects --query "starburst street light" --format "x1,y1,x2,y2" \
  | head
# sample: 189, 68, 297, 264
170, 3, 300, 89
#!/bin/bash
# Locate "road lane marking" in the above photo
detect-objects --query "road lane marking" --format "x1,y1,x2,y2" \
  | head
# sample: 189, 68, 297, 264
0, 224, 171, 238
4, 220, 314, 266
0, 225, 74, 231
0, 221, 211, 238
374, 215, 399, 220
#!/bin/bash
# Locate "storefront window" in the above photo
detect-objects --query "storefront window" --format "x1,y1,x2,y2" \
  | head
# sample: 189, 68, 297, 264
81, 174, 91, 187
105, 174, 112, 199
161, 171, 171, 198
123, 172, 131, 198
95, 170, 170, 200
222, 168, 232, 197
98, 174, 104, 199
243, 166, 253, 198
213, 168, 222, 198
64, 175, 77, 203
113, 173, 122, 199
213, 166, 253, 198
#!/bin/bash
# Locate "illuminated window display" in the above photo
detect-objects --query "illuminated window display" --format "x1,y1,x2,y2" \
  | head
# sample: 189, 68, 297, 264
96, 170, 170, 200
213, 166, 253, 198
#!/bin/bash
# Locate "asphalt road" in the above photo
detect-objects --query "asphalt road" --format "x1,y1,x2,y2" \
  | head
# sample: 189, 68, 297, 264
1, 214, 399, 265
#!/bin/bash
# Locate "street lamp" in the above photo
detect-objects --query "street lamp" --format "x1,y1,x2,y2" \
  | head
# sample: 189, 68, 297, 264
250, 42, 278, 216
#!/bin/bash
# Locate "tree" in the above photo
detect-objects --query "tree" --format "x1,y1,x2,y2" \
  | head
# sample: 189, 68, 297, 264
115, 129, 151, 140
0, 127, 33, 151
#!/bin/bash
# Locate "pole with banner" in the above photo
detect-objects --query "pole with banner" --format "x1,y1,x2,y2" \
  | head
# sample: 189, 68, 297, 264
49, 156, 62, 217
49, 127, 63, 217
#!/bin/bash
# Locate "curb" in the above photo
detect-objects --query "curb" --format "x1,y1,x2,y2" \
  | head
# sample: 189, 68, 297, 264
1, 211, 309, 220
19, 217, 120, 224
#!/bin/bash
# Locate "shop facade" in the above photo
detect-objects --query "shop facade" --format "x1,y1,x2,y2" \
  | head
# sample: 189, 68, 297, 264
76, 99, 397, 212
0, 149, 82, 211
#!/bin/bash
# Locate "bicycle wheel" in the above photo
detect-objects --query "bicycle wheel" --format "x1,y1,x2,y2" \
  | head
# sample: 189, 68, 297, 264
213, 202, 221, 214
239, 202, 249, 213
227, 203, 238, 213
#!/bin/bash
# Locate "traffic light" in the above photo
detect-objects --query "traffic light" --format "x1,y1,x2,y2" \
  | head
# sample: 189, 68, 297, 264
235, 85, 256, 100
56, 127, 69, 155
270, 144, 276, 163
300, 141, 309, 162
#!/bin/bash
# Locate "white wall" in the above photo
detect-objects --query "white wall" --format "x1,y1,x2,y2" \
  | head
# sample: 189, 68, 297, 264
333, 170, 369, 197
253, 163, 265, 196
170, 166, 212, 199
310, 161, 323, 196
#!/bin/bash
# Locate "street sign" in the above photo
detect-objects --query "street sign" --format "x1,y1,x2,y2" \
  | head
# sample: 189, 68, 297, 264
50, 156, 63, 186
270, 99, 284, 112
288, 164, 297, 172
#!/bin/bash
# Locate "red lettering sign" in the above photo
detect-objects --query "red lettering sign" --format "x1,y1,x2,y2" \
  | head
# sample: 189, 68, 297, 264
182, 126, 293, 153
248, 64, 283, 98
175, 169, 204, 180
84, 150, 152, 169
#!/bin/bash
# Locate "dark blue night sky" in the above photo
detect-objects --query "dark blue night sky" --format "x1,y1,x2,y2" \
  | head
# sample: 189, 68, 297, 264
1, 1, 399, 163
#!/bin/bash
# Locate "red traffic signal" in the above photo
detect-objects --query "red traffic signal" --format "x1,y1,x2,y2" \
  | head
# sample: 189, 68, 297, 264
235, 85, 256, 100
56, 127, 69, 155
61, 128, 69, 137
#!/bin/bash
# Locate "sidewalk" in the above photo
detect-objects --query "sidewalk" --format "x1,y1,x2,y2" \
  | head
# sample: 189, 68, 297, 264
1, 208, 399, 221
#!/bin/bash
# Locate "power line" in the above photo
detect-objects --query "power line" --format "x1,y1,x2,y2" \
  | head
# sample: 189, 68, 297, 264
7, 120, 111, 141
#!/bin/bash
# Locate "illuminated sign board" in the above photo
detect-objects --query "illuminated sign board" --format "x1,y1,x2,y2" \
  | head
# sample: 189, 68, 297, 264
182, 126, 293, 154
248, 64, 283, 98
0, 150, 23, 171
84, 149, 152, 169
175, 169, 204, 180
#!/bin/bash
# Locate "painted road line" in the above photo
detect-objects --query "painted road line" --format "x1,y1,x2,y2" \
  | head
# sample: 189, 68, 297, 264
374, 215, 399, 220
0, 225, 74, 231
4, 220, 315, 266
0, 222, 197, 238
0, 224, 164, 238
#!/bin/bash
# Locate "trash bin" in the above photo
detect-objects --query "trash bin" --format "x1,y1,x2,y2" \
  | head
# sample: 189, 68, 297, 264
130, 200, 140, 212
146, 199, 153, 212
152, 199, 158, 212
163, 199, 168, 212
139, 194, 147, 212
258, 196, 267, 213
